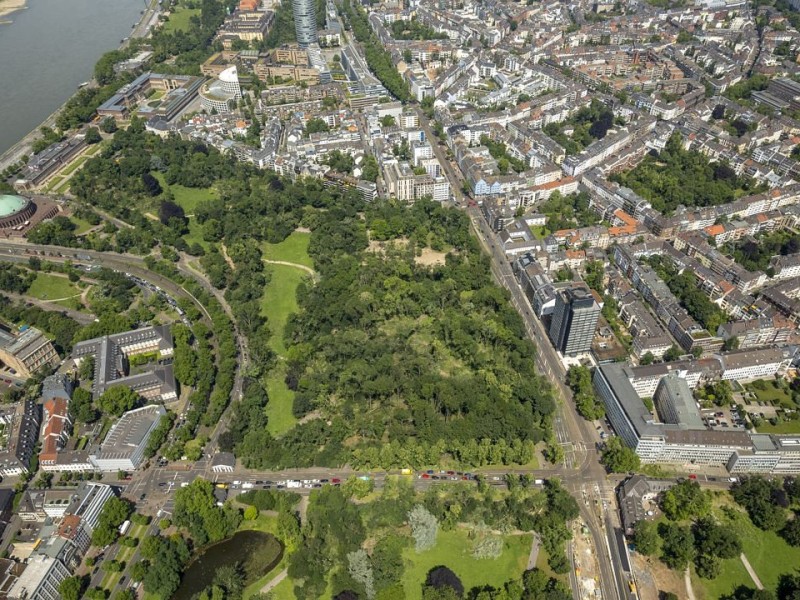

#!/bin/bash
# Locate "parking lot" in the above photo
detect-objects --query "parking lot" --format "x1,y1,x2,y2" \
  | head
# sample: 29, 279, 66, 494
699, 405, 749, 431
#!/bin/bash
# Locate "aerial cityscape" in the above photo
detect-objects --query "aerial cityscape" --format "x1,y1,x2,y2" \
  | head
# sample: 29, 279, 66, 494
1, 0, 800, 597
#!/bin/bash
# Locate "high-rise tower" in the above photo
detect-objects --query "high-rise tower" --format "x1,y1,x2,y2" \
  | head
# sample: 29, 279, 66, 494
549, 286, 601, 356
292, 0, 318, 47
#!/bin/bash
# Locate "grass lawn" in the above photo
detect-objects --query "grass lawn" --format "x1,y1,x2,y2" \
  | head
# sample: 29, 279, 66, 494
152, 172, 218, 213
27, 273, 81, 301
262, 232, 314, 268
61, 154, 88, 176
530, 225, 548, 239
261, 263, 309, 436
691, 557, 752, 600
265, 365, 297, 436
42, 175, 64, 193
54, 296, 84, 311
261, 264, 306, 356
402, 530, 532, 599
239, 512, 279, 535
746, 381, 795, 408
70, 216, 93, 234
757, 419, 800, 434
262, 576, 296, 600
53, 178, 71, 194
244, 557, 289, 599
162, 6, 200, 32
184, 217, 211, 251
692, 493, 800, 599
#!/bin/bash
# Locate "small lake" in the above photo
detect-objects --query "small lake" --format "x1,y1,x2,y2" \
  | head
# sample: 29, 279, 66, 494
171, 530, 283, 600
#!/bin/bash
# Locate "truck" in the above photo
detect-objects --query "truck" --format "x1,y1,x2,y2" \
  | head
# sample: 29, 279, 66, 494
118, 520, 131, 536
242, 482, 255, 489
286, 480, 302, 488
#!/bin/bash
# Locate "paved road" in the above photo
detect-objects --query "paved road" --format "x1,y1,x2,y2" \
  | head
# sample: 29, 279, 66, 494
458, 201, 632, 598
408, 111, 633, 597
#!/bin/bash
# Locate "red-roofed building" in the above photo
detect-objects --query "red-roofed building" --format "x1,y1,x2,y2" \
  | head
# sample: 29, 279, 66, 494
39, 398, 71, 469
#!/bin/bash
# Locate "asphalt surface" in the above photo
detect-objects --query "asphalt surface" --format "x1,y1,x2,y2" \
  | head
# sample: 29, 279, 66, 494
412, 109, 631, 598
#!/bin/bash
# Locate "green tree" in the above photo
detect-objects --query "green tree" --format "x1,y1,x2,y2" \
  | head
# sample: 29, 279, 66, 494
664, 345, 683, 362
601, 437, 640, 473
660, 481, 710, 521
782, 517, 800, 547
731, 476, 788, 531
79, 355, 95, 380
361, 155, 379, 182
100, 117, 118, 134
85, 127, 102, 144
59, 576, 84, 600
695, 553, 721, 579
693, 516, 741, 558
408, 505, 438, 552
97, 385, 139, 417
658, 522, 695, 570
632, 520, 660, 556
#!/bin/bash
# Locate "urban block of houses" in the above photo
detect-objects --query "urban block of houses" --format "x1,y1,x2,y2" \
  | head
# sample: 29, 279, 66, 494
71, 325, 177, 403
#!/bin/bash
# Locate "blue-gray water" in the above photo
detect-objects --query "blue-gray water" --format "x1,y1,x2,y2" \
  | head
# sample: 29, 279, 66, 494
0, 0, 146, 154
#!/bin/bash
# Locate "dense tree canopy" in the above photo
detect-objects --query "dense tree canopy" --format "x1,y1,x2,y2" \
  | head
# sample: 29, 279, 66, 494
611, 132, 767, 215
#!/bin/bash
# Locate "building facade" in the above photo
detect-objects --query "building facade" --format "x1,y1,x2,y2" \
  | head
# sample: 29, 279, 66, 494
549, 286, 601, 356
292, 0, 318, 46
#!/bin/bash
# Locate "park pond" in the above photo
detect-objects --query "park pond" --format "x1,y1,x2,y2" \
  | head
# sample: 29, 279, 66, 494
172, 530, 283, 600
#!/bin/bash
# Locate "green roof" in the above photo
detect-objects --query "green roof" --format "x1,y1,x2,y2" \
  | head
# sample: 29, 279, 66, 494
0, 195, 28, 218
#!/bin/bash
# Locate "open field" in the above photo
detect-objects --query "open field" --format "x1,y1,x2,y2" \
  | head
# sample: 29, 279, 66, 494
260, 575, 295, 600
162, 6, 200, 32
152, 172, 218, 213
261, 263, 309, 436
52, 178, 71, 194
265, 367, 297, 436
692, 493, 800, 599
402, 530, 532, 599
70, 216, 94, 235
26, 273, 81, 301
691, 556, 752, 600
262, 232, 314, 269
261, 264, 306, 356
746, 380, 795, 408
42, 175, 64, 193
757, 418, 800, 434
184, 217, 210, 251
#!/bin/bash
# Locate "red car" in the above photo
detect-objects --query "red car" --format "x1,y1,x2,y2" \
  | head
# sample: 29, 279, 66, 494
331, 478, 341, 484
688, 474, 697, 480
421, 473, 430, 479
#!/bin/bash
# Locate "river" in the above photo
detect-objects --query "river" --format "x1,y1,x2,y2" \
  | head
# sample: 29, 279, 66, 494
0, 0, 146, 155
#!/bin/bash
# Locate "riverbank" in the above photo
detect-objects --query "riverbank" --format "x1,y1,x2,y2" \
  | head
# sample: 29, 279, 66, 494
0, 0, 26, 22
0, 0, 159, 172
